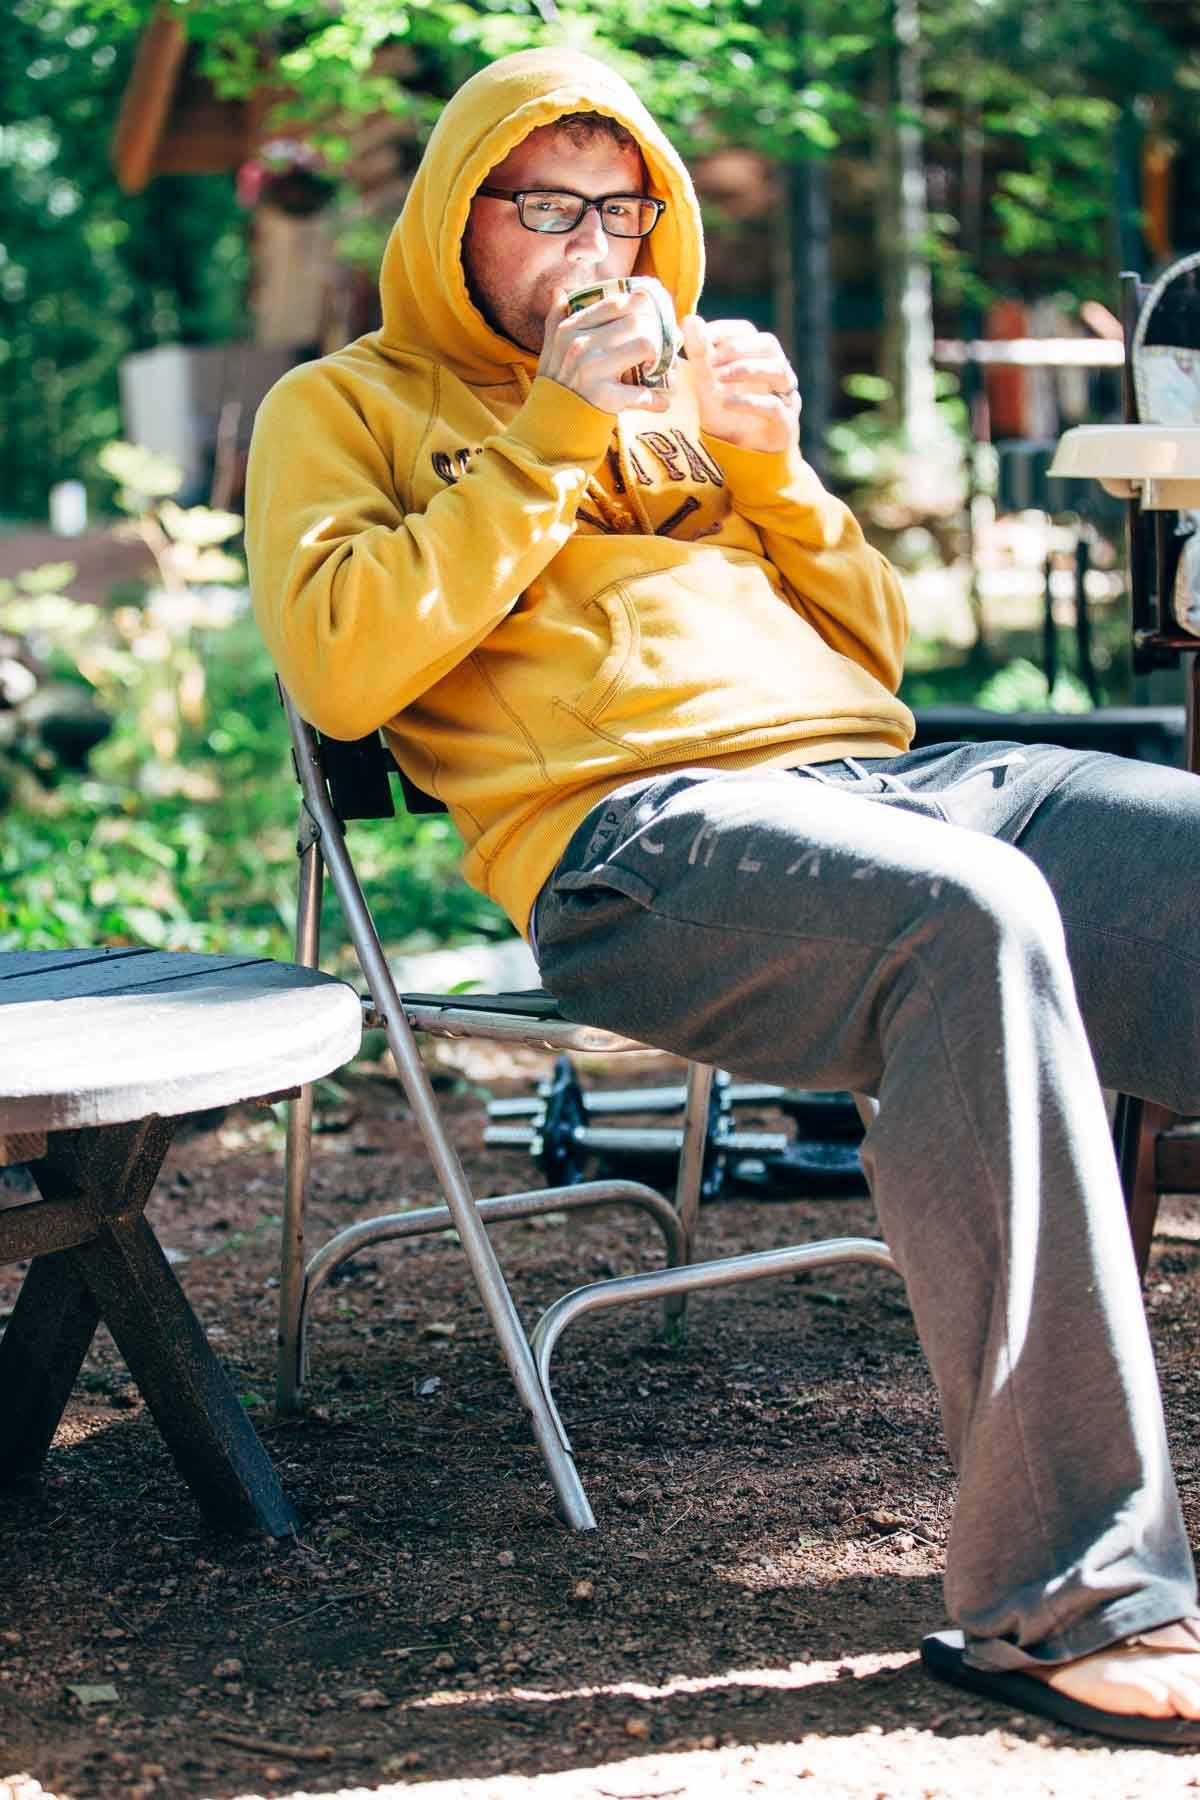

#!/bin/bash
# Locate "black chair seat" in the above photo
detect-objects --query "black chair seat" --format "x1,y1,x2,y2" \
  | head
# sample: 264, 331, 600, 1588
400, 987, 563, 1019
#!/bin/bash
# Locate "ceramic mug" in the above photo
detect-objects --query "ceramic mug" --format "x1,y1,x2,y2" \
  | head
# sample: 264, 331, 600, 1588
565, 276, 682, 389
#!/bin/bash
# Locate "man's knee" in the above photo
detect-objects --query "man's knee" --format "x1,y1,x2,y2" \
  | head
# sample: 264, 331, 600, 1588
925, 836, 1067, 968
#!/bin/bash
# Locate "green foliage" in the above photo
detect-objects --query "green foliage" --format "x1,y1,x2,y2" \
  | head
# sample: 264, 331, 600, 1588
78, 0, 1200, 342
77, 0, 890, 162
0, 605, 507, 955
0, 446, 506, 955
973, 656, 1093, 714
828, 371, 969, 533
921, 0, 1187, 296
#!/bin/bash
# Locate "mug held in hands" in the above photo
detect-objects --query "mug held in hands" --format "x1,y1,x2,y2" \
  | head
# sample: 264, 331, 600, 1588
565, 276, 683, 389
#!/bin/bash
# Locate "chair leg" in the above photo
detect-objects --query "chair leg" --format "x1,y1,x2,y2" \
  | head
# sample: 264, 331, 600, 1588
308, 809, 597, 1527
1129, 1094, 1173, 1281
1113, 1090, 1164, 1281
532, 1234, 899, 1457
277, 1083, 315, 1415
276, 831, 324, 1418
280, 702, 600, 1525
662, 1061, 715, 1334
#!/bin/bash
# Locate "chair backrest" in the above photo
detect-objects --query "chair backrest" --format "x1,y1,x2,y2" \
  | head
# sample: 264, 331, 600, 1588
1120, 271, 1150, 425
1131, 252, 1200, 392
307, 724, 449, 823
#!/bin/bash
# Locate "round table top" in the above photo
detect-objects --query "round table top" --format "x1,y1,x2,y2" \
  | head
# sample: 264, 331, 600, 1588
0, 949, 363, 1134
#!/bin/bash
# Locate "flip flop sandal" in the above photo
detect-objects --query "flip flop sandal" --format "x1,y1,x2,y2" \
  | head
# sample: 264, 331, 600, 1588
922, 1627, 1200, 1746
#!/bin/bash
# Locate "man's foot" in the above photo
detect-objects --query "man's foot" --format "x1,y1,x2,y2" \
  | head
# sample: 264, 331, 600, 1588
1038, 1622, 1200, 1720
921, 1624, 1200, 1745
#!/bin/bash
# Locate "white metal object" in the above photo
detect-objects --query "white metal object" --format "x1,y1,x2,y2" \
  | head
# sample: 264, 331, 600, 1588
299, 1178, 688, 1381
395, 999, 646, 1053
935, 337, 1125, 368
1048, 424, 1200, 508
531, 1236, 900, 1453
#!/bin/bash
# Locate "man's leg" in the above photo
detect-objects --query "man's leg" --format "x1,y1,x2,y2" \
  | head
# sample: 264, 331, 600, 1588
1002, 746, 1200, 1114
869, 739, 1200, 1113
534, 759, 1197, 1691
896, 739, 1200, 1720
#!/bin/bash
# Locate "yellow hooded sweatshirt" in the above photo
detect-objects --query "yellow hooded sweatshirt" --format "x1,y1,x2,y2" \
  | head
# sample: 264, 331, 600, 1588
246, 47, 913, 939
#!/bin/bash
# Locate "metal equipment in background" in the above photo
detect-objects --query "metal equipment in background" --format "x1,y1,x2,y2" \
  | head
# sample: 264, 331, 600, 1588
485, 1057, 868, 1201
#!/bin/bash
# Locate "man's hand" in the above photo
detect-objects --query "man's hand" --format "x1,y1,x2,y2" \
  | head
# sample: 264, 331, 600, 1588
682, 315, 801, 453
538, 288, 671, 415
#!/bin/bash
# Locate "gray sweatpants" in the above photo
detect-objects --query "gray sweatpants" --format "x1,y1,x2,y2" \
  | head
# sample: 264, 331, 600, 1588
532, 739, 1200, 1669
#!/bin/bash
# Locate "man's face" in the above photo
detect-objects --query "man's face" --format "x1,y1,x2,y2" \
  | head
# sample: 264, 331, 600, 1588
462, 123, 645, 353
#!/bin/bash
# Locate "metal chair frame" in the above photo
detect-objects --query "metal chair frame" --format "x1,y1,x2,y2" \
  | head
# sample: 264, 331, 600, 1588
275, 685, 897, 1529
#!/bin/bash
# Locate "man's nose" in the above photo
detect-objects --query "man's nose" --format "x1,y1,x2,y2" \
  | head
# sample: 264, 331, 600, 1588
564, 204, 609, 257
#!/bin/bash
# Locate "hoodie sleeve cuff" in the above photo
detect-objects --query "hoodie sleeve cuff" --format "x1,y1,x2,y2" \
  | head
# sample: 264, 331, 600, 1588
507, 376, 616, 470
699, 434, 828, 506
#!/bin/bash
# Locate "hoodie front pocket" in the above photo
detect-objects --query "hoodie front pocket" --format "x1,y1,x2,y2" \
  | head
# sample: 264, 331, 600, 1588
557, 559, 830, 751
572, 587, 638, 723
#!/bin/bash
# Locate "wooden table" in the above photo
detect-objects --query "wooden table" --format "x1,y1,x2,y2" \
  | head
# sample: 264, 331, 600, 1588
0, 948, 362, 1535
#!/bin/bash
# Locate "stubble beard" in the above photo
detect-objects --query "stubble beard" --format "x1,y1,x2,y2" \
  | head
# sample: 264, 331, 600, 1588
501, 299, 547, 355
464, 256, 548, 355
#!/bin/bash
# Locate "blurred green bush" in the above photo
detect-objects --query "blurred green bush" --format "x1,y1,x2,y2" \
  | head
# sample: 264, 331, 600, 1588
0, 446, 509, 958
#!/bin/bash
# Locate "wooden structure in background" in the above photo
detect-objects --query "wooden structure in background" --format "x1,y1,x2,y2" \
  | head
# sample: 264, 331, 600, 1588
109, 13, 422, 495
112, 11, 267, 195
111, 12, 417, 355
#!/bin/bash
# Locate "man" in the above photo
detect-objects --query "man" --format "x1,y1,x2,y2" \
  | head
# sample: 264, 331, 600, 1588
247, 47, 1200, 1741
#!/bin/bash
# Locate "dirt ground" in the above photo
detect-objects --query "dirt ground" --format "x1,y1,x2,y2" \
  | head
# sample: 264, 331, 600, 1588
3, 1046, 1200, 1800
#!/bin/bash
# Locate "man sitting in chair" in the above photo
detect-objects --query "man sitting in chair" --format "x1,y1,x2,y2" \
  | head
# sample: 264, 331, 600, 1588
246, 47, 1200, 1743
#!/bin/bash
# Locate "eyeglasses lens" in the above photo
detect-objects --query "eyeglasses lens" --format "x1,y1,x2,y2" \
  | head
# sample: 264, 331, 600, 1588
518, 193, 659, 237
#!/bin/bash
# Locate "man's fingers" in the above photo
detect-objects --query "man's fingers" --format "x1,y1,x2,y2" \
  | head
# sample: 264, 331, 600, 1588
718, 390, 801, 418
705, 321, 772, 361
712, 356, 794, 384
542, 289, 571, 340
706, 353, 800, 399
620, 386, 672, 411
588, 376, 669, 412
707, 333, 788, 371
566, 291, 656, 331
681, 314, 714, 366
568, 330, 663, 384
688, 321, 798, 397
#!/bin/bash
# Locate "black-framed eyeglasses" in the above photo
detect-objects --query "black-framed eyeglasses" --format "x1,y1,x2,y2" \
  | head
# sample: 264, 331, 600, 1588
476, 185, 666, 239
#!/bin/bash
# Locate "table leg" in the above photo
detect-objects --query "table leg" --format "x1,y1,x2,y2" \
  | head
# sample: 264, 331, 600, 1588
0, 1249, 100, 1481
72, 1208, 298, 1538
4, 1120, 298, 1538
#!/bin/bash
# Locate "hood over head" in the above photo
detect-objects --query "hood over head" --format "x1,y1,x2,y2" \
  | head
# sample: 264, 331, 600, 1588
378, 47, 705, 384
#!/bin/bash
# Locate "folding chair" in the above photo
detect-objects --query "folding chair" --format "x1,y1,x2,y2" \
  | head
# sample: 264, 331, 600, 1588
1114, 256, 1200, 1268
275, 684, 897, 1529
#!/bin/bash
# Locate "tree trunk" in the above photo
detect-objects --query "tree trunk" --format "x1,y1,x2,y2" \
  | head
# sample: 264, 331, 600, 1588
772, 156, 832, 482
875, 0, 940, 451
